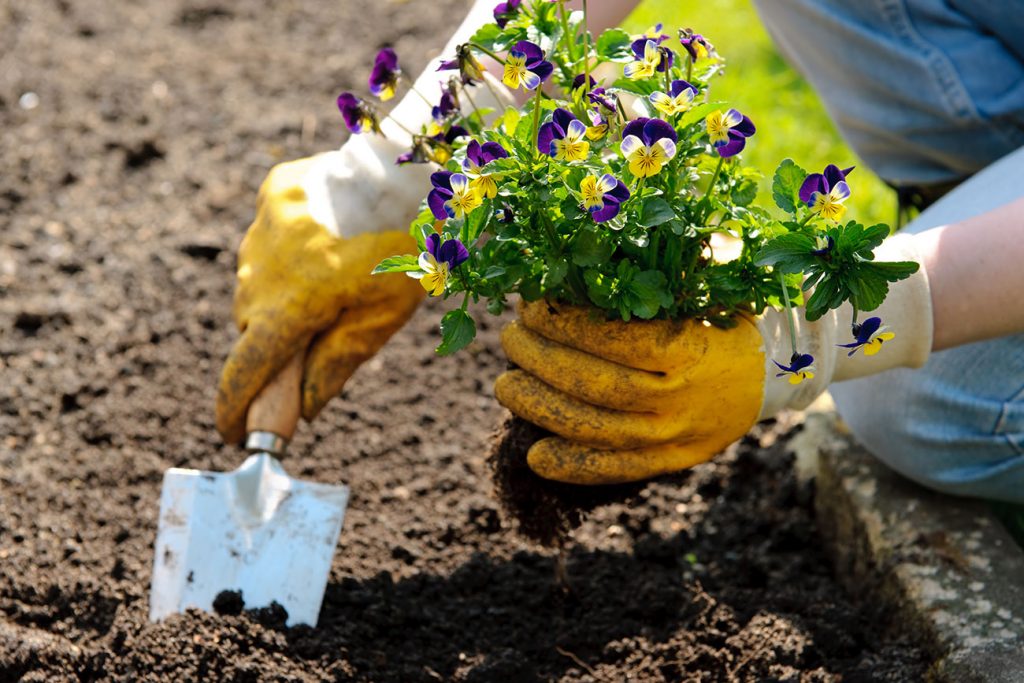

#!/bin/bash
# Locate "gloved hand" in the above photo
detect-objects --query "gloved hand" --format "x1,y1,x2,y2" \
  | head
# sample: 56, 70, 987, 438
494, 235, 933, 484
215, 147, 428, 444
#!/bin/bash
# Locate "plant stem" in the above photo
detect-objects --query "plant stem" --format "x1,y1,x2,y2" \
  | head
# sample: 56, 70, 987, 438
699, 156, 725, 223
582, 0, 590, 92
469, 42, 505, 65
411, 85, 436, 110
686, 54, 693, 82
557, 0, 576, 64
530, 85, 544, 159
779, 272, 798, 356
383, 114, 417, 137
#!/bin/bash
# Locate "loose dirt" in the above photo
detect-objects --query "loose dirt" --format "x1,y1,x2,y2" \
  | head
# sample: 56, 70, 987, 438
1, 0, 928, 680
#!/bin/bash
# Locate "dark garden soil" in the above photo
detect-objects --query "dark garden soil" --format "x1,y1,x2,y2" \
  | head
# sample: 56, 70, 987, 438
0, 0, 930, 680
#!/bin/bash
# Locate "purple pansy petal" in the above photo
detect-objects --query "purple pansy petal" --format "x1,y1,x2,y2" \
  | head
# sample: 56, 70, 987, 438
732, 114, 756, 137
438, 238, 470, 268
572, 74, 597, 90
856, 317, 882, 342
716, 133, 746, 158
791, 353, 814, 371
607, 178, 631, 203
642, 117, 678, 145
799, 173, 825, 205
430, 171, 454, 191
425, 233, 442, 259
480, 141, 508, 161
630, 38, 649, 60
465, 139, 484, 167
823, 164, 846, 188
669, 79, 698, 97
552, 107, 576, 132
841, 165, 856, 177
537, 121, 558, 155
437, 58, 458, 72
512, 40, 543, 64
591, 201, 622, 223
374, 47, 399, 72
811, 235, 836, 256
444, 125, 469, 143
588, 87, 616, 111
427, 190, 450, 220
622, 118, 648, 141
530, 59, 554, 83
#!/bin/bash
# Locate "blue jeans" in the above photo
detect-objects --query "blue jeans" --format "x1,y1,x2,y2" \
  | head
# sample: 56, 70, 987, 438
754, 0, 1024, 502
753, 0, 1024, 186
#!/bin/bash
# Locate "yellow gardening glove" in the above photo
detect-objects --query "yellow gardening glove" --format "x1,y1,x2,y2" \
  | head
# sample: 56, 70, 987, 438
495, 236, 934, 485
215, 153, 425, 444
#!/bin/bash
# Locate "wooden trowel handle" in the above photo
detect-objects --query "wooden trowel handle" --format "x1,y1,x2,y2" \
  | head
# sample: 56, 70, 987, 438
246, 352, 303, 442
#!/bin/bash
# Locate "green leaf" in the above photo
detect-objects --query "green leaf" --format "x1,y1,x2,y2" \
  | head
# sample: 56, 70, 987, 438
677, 101, 721, 130
731, 178, 758, 207
572, 226, 615, 267
846, 263, 890, 312
596, 28, 633, 62
481, 265, 507, 280
866, 260, 920, 281
804, 274, 843, 321
470, 23, 502, 50
542, 255, 568, 289
628, 270, 673, 319
771, 158, 808, 214
637, 197, 676, 227
835, 221, 890, 258
372, 254, 421, 275
436, 309, 476, 356
754, 233, 817, 273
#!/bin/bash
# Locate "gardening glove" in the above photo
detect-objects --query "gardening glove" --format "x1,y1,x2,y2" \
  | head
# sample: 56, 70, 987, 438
494, 235, 933, 484
216, 9, 514, 444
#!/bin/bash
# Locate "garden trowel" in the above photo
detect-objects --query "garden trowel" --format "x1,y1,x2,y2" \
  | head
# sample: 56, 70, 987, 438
149, 353, 348, 627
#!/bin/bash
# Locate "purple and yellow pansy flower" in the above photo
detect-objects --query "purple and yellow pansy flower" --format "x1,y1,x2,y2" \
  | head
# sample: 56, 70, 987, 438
838, 317, 895, 357
706, 108, 755, 157
408, 233, 469, 297
537, 108, 590, 162
624, 38, 674, 80
502, 40, 553, 91
650, 79, 698, 117
588, 86, 617, 113
337, 92, 377, 134
580, 173, 630, 223
438, 44, 485, 85
773, 352, 816, 385
620, 117, 678, 178
584, 109, 608, 141
368, 48, 401, 101
427, 171, 483, 220
462, 140, 508, 199
493, 0, 522, 28
800, 164, 854, 222
679, 28, 713, 61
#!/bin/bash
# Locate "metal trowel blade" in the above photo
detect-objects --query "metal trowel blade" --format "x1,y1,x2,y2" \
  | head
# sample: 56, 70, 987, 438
149, 452, 348, 627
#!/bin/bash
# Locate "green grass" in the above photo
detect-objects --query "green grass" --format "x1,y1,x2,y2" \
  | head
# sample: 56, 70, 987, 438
622, 0, 896, 226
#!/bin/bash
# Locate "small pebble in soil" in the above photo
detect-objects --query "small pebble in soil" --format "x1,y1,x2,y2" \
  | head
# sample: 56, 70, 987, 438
212, 589, 245, 616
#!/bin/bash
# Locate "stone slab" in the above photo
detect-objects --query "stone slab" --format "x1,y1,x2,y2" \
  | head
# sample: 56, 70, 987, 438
803, 409, 1024, 682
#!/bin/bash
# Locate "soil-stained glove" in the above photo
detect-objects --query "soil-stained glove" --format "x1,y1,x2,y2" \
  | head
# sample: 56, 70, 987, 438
215, 151, 426, 445
494, 235, 933, 484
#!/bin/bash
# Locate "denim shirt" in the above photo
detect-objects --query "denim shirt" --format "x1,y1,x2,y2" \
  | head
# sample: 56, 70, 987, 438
752, 0, 1024, 186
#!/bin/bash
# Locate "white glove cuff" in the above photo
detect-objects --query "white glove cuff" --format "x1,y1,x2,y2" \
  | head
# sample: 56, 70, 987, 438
757, 233, 933, 418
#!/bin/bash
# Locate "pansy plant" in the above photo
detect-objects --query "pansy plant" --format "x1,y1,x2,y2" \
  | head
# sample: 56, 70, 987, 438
357, 1, 918, 359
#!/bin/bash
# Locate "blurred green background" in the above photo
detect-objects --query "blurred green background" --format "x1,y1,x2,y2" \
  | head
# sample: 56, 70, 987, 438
622, 0, 896, 226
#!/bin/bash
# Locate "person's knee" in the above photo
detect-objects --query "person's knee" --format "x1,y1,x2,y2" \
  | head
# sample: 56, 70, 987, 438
831, 374, 1024, 502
